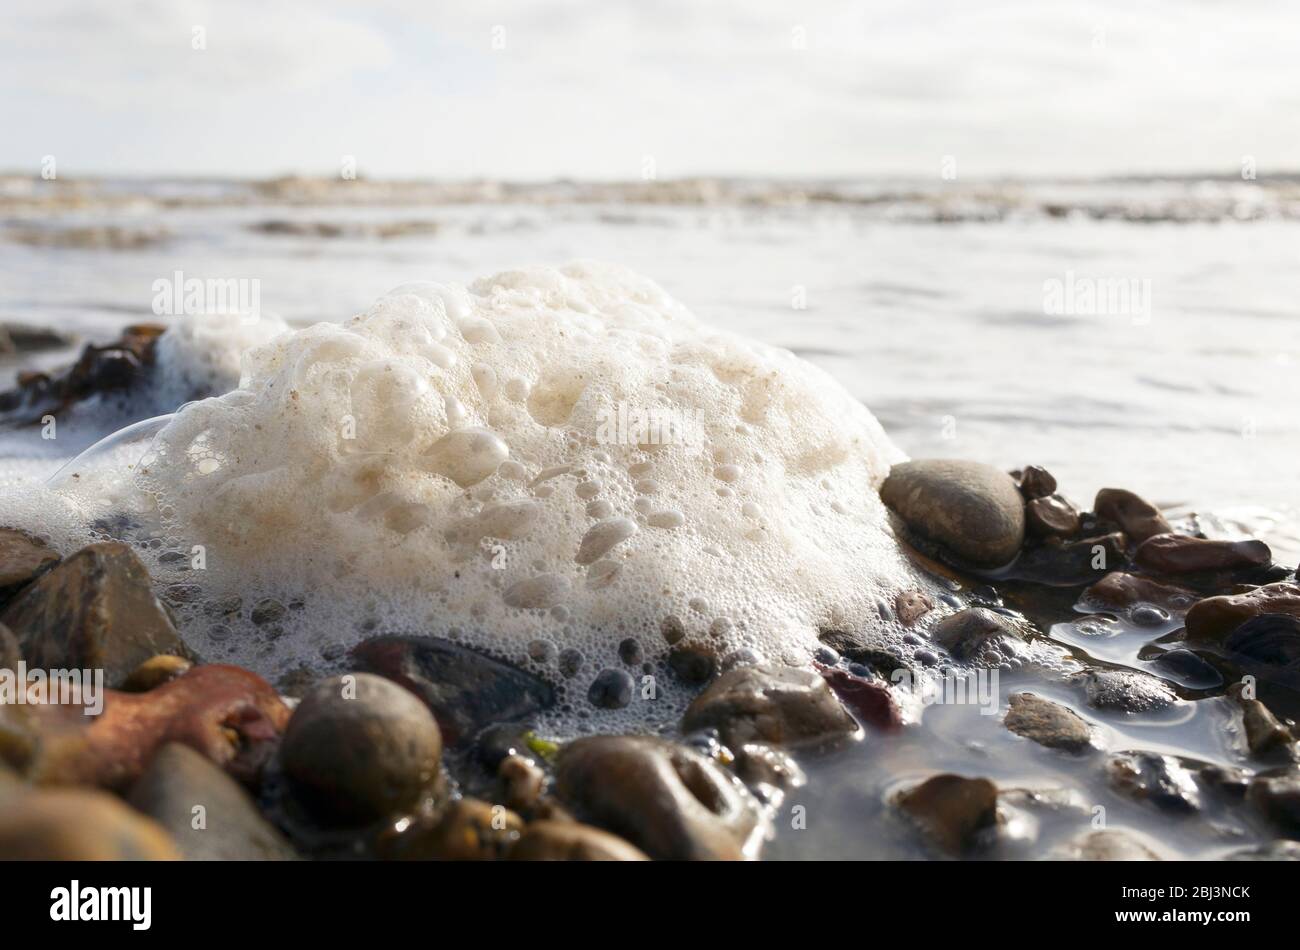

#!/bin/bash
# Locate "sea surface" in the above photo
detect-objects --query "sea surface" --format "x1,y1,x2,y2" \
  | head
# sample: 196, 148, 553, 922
2, 175, 1298, 859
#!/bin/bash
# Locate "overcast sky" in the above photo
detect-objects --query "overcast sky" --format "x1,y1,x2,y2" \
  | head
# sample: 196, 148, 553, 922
3, 0, 1296, 180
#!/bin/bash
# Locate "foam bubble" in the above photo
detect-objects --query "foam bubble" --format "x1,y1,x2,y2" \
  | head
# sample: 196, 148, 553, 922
13, 262, 1018, 732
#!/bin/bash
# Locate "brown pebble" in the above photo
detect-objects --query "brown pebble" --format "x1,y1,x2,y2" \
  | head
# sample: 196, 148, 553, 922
1094, 488, 1172, 544
894, 589, 934, 626
1135, 534, 1271, 575
1025, 494, 1082, 538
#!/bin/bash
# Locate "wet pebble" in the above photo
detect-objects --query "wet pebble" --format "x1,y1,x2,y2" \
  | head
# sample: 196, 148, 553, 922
0, 541, 188, 688
1003, 692, 1093, 753
1185, 582, 1300, 641
1105, 751, 1200, 813
1083, 571, 1196, 611
281, 673, 443, 825
895, 773, 998, 855
1246, 772, 1300, 836
588, 668, 635, 709
1079, 669, 1176, 713
880, 459, 1025, 568
351, 635, 554, 745
1025, 494, 1081, 539
1093, 487, 1171, 544
682, 664, 859, 748
554, 735, 760, 860
1064, 829, 1161, 861
1134, 534, 1271, 575
0, 527, 59, 604
931, 607, 1023, 662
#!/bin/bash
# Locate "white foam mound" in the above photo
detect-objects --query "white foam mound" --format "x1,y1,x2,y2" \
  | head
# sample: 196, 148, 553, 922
41, 262, 953, 727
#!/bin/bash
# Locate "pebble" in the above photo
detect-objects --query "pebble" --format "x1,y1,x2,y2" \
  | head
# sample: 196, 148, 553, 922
1025, 494, 1081, 539
281, 673, 443, 825
1003, 692, 1093, 753
554, 735, 760, 860
1149, 649, 1222, 690
682, 664, 859, 748
129, 742, 297, 860
818, 665, 903, 732
0, 789, 180, 860
1082, 572, 1197, 611
1079, 669, 1176, 713
667, 645, 717, 684
931, 607, 1023, 662
1015, 465, 1058, 500
0, 541, 188, 688
1105, 751, 1200, 813
382, 798, 522, 860
895, 773, 999, 855
1228, 685, 1294, 758
351, 635, 553, 745
1065, 829, 1161, 861
1134, 534, 1271, 575
1223, 615, 1300, 687
0, 527, 59, 603
894, 589, 935, 626
880, 459, 1026, 568
1093, 487, 1172, 544
1246, 772, 1300, 836
509, 820, 649, 861
120, 654, 194, 692
588, 668, 635, 709
17, 664, 290, 790
1185, 582, 1300, 641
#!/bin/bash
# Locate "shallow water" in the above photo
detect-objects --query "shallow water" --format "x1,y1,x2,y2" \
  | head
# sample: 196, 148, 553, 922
2, 177, 1298, 859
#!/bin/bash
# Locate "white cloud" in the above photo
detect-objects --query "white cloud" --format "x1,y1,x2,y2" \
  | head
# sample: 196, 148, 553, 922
1, 0, 1297, 177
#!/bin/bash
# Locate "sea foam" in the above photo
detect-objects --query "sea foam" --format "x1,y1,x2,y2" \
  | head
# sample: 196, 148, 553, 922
18, 262, 959, 729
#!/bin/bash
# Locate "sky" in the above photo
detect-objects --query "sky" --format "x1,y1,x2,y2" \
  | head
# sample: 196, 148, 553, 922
2, 0, 1297, 180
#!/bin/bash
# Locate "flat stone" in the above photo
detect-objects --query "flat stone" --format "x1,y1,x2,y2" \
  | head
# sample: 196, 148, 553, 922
1134, 534, 1271, 575
555, 735, 760, 860
0, 541, 187, 688
129, 742, 297, 860
1093, 488, 1172, 544
682, 664, 858, 748
351, 635, 553, 745
509, 820, 650, 861
1004, 692, 1093, 752
896, 773, 998, 855
880, 459, 1025, 568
